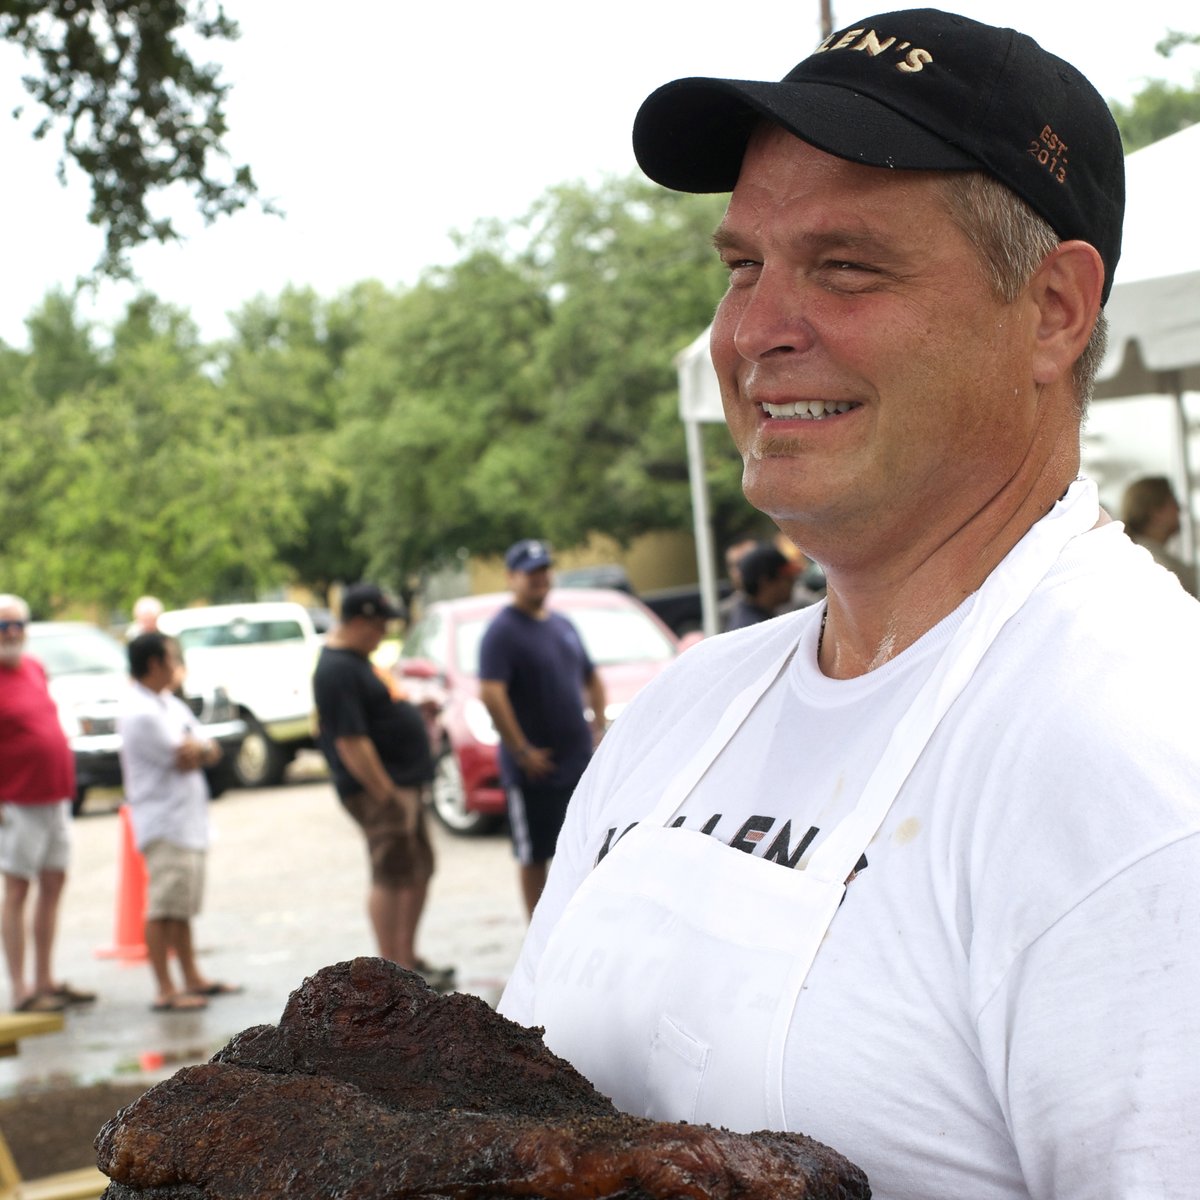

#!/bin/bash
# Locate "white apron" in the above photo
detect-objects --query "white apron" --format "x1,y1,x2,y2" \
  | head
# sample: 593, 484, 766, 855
531, 480, 1099, 1133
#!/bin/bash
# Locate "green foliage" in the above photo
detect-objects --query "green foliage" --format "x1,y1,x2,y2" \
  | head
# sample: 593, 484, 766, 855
219, 286, 370, 589
21, 290, 105, 406
0, 294, 304, 614
1, 0, 270, 275
333, 177, 742, 584
1110, 30, 1200, 150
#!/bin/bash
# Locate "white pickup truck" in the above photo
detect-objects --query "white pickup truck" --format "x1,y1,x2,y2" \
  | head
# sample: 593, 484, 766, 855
158, 601, 323, 787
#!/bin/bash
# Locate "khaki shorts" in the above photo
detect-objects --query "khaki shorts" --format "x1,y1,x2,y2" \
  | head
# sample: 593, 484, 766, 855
144, 840, 206, 920
0, 800, 71, 879
339, 786, 434, 889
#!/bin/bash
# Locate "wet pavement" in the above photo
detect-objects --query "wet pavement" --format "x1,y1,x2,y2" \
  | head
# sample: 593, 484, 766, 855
0, 755, 528, 1099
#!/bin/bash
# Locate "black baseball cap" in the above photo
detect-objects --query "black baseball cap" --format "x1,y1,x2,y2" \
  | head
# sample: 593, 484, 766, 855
340, 583, 402, 622
633, 8, 1124, 301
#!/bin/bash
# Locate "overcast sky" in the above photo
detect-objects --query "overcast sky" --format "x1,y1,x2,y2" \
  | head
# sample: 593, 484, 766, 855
2, 0, 1197, 349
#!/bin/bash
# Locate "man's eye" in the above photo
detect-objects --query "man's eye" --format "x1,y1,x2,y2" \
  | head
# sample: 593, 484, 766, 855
819, 260, 884, 291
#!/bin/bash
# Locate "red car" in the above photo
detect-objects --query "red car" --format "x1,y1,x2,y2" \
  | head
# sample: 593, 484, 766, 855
393, 587, 680, 835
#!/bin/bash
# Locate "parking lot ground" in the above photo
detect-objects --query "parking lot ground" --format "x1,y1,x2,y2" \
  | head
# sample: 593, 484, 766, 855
0, 757, 528, 1100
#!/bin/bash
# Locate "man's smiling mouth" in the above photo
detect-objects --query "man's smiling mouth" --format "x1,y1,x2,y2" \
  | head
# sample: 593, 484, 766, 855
761, 400, 857, 420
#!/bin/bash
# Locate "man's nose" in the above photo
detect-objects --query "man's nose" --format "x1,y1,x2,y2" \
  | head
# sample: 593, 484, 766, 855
731, 269, 818, 363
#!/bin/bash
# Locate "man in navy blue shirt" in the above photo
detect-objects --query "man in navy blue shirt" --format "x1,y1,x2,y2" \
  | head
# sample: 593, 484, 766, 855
479, 540, 606, 916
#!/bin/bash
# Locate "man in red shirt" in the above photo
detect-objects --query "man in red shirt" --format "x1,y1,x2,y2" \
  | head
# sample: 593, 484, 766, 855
0, 594, 94, 1012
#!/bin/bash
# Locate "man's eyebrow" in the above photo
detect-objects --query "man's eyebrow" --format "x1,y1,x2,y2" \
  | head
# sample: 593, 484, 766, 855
711, 225, 896, 257
711, 226, 741, 253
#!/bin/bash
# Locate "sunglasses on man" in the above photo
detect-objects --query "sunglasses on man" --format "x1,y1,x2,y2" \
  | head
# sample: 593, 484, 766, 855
0, 619, 27, 633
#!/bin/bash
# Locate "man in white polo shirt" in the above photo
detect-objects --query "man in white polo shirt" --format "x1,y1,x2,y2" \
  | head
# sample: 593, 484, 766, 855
119, 632, 240, 1012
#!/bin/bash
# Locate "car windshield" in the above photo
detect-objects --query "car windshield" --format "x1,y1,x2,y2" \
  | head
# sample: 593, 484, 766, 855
455, 605, 675, 674
175, 619, 306, 651
26, 626, 127, 677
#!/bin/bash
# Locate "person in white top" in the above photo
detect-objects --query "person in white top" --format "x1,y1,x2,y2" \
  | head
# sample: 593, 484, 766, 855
499, 9, 1200, 1200
119, 633, 240, 1012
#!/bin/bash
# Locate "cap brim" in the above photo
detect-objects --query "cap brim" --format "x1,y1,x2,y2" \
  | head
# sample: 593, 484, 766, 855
633, 76, 978, 193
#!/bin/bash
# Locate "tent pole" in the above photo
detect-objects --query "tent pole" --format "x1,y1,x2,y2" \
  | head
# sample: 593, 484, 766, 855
1167, 373, 1197, 573
684, 417, 720, 638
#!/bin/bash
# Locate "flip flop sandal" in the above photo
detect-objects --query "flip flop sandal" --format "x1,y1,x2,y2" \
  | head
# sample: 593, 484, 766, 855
14, 991, 68, 1013
151, 994, 208, 1012
187, 982, 244, 997
49, 983, 97, 1005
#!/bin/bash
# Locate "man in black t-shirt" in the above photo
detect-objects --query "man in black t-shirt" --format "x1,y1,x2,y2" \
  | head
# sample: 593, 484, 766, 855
313, 583, 451, 990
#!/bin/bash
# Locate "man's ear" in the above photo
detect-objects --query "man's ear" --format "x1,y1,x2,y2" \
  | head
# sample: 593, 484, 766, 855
1029, 240, 1106, 386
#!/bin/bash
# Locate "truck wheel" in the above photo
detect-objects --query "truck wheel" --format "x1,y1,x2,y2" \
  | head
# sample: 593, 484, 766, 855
233, 717, 288, 788
430, 746, 498, 837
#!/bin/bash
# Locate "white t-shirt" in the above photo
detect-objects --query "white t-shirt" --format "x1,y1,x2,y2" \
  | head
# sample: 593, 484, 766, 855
118, 681, 210, 852
501, 519, 1200, 1200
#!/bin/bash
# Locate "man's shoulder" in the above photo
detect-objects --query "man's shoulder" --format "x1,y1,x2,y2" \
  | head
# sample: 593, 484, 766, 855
314, 645, 366, 679
1, 656, 47, 688
119, 682, 158, 717
479, 605, 524, 655
482, 604, 521, 635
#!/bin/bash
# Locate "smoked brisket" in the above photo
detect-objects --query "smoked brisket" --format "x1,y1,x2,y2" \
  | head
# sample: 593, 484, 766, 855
96, 956, 869, 1199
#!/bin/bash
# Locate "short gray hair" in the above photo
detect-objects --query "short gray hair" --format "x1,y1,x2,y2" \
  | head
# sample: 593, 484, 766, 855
938, 172, 1108, 413
0, 594, 30, 620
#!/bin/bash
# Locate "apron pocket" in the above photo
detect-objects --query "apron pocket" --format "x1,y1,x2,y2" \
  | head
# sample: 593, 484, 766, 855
644, 1014, 710, 1122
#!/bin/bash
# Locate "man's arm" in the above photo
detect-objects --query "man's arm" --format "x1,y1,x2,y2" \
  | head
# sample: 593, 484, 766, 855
479, 679, 553, 779
584, 669, 607, 747
170, 697, 221, 771
173, 736, 220, 772
334, 734, 419, 833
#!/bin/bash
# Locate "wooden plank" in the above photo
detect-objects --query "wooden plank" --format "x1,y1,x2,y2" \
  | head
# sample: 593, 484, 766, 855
0, 1127, 22, 1193
0, 1012, 66, 1052
16, 1165, 107, 1200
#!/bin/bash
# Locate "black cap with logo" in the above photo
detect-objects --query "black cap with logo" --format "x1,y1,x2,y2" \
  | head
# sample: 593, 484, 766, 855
340, 583, 403, 622
633, 7, 1124, 300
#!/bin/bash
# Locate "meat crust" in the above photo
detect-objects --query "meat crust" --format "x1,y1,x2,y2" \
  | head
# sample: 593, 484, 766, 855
96, 957, 869, 1200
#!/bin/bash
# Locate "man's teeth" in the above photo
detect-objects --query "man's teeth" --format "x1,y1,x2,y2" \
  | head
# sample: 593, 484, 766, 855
761, 400, 855, 419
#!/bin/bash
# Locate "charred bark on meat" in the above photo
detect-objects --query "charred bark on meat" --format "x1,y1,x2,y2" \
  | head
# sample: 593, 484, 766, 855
96, 957, 870, 1200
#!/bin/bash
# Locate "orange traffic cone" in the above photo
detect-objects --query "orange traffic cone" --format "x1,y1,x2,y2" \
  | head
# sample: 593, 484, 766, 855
95, 804, 148, 960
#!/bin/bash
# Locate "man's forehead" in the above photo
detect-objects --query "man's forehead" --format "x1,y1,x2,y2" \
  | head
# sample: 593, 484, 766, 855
715, 131, 955, 244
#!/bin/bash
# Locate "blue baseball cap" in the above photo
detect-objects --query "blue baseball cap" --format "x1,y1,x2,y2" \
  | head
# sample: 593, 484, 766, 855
504, 539, 554, 573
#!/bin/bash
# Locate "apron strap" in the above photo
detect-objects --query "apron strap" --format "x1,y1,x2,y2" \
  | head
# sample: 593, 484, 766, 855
646, 644, 802, 825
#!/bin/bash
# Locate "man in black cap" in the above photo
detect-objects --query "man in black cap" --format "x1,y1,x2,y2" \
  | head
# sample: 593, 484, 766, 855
723, 541, 799, 630
479, 540, 606, 917
500, 11, 1200, 1197
312, 583, 451, 989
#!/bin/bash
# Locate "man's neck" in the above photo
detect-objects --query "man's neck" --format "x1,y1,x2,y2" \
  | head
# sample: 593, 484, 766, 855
512, 599, 547, 619
794, 462, 1081, 680
327, 631, 370, 657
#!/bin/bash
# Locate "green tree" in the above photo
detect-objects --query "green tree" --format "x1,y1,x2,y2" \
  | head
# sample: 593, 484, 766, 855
21, 289, 105, 407
337, 253, 554, 582
1, 0, 269, 275
521, 177, 741, 549
1111, 32, 1200, 150
335, 176, 748, 584
220, 285, 371, 592
0, 293, 305, 613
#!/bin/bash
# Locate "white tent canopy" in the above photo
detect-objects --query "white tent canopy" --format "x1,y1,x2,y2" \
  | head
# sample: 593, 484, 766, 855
678, 123, 1200, 634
